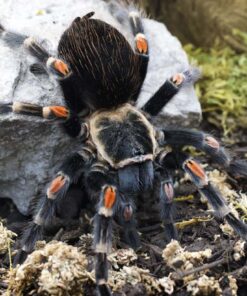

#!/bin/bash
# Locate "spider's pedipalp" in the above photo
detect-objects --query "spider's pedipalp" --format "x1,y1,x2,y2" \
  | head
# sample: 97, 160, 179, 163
116, 195, 140, 250
154, 159, 178, 241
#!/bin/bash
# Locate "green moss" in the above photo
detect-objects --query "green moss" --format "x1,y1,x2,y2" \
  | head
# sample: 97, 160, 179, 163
184, 43, 247, 136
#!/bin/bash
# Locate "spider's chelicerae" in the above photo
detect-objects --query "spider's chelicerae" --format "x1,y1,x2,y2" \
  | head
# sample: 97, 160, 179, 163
1, 8, 247, 296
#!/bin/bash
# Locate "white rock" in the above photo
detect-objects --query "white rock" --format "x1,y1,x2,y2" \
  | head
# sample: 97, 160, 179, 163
0, 0, 201, 214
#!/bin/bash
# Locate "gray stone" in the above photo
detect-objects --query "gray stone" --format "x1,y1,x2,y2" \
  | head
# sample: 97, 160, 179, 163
0, 0, 201, 214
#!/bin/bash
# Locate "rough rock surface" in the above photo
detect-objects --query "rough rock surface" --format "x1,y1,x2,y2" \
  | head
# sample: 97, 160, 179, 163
0, 0, 201, 214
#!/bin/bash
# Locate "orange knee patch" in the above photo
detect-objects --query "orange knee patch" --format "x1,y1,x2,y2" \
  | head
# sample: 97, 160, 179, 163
49, 175, 66, 195
164, 183, 174, 201
50, 106, 69, 118
185, 160, 206, 180
135, 33, 148, 54
205, 136, 220, 149
104, 186, 116, 209
53, 59, 70, 76
172, 73, 184, 86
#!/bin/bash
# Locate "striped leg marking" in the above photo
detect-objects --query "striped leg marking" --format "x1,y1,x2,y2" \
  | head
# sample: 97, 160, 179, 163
94, 186, 117, 295
183, 158, 247, 240
0, 102, 70, 120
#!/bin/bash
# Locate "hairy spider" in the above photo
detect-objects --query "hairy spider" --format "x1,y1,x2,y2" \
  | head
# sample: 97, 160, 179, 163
1, 7, 247, 296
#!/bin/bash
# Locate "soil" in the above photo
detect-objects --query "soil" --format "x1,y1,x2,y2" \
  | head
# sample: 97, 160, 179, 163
0, 121, 247, 295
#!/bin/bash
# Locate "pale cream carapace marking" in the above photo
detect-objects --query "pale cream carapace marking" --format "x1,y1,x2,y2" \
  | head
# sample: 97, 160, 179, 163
89, 103, 157, 168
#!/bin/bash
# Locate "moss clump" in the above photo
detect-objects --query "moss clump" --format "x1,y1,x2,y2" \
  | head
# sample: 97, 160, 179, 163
0, 221, 16, 255
6, 241, 91, 296
184, 42, 247, 136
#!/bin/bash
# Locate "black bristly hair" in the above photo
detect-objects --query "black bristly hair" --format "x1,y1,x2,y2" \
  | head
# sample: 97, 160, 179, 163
58, 13, 143, 111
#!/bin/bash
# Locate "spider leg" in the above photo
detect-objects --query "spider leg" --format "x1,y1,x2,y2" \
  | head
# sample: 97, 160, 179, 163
159, 128, 247, 178
0, 25, 89, 137
85, 163, 118, 295
129, 11, 148, 56
14, 185, 86, 265
160, 151, 247, 240
0, 102, 89, 140
14, 145, 95, 265
127, 10, 149, 103
47, 143, 95, 202
0, 102, 69, 119
142, 67, 201, 116
0, 25, 71, 79
94, 185, 117, 296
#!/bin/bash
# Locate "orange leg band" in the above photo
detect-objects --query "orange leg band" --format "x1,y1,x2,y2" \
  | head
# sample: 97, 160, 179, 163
136, 34, 148, 54
104, 186, 116, 209
185, 160, 206, 180
48, 175, 66, 195
50, 106, 69, 118
53, 59, 70, 76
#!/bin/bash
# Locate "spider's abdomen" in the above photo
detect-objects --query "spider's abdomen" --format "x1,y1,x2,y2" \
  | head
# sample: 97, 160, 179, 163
89, 104, 156, 169
58, 14, 142, 110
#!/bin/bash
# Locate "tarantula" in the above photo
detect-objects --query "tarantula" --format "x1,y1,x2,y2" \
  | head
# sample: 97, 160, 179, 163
1, 7, 247, 296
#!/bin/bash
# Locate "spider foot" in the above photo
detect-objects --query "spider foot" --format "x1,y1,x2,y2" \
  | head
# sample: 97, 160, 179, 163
164, 223, 178, 242
171, 67, 201, 87
13, 249, 28, 266
225, 213, 247, 241
96, 283, 112, 296
0, 24, 27, 47
228, 159, 247, 179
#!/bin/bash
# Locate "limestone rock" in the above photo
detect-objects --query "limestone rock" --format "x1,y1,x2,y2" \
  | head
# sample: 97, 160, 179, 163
0, 0, 201, 214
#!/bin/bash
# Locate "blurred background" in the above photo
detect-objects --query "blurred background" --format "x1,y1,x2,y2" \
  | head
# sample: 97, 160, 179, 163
142, 0, 247, 142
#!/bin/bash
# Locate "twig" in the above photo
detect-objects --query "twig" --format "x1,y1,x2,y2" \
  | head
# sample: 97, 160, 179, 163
229, 265, 247, 277
141, 242, 163, 255
175, 216, 213, 230
173, 258, 226, 280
